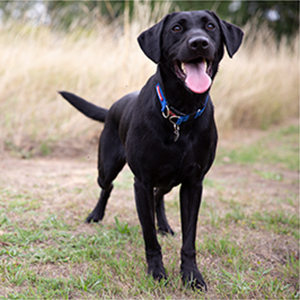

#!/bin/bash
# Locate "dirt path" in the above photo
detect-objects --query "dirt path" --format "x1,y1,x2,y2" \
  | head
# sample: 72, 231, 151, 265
1, 151, 298, 227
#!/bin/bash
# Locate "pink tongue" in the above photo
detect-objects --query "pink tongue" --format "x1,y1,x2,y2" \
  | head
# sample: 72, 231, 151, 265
184, 61, 212, 94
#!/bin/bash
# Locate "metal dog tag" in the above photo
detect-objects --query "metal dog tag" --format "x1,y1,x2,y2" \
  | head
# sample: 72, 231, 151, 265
173, 124, 180, 142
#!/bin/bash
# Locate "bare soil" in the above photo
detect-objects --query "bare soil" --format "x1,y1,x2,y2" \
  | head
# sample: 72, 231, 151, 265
0, 129, 298, 229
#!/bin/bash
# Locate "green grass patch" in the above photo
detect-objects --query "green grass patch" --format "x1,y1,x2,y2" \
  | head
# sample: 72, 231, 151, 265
222, 208, 300, 239
217, 125, 299, 170
254, 170, 283, 181
251, 211, 300, 238
0, 195, 298, 298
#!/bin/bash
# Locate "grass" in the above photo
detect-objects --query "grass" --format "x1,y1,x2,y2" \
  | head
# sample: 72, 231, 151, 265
216, 124, 299, 170
1, 212, 298, 298
0, 2, 298, 155
0, 122, 299, 299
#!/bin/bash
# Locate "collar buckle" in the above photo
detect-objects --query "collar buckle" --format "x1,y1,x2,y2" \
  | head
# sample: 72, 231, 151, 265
169, 115, 181, 125
162, 105, 170, 119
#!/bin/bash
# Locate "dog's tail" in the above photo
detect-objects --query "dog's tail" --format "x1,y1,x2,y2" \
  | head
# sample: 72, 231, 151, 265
59, 91, 108, 122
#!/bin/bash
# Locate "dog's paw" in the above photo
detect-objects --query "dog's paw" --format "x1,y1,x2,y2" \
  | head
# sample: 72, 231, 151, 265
157, 226, 175, 236
148, 267, 167, 282
85, 211, 104, 223
147, 259, 167, 281
181, 266, 207, 291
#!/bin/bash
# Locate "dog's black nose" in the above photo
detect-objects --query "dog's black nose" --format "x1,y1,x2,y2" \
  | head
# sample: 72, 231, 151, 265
188, 36, 209, 51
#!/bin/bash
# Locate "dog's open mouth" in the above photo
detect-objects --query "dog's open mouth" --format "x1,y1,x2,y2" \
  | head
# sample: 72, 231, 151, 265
174, 58, 213, 94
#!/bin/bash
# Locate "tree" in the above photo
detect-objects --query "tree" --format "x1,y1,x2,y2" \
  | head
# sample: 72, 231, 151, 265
173, 1, 299, 39
0, 0, 298, 38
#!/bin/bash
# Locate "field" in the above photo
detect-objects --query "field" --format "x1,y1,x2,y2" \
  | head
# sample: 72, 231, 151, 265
0, 5, 299, 299
0, 121, 299, 299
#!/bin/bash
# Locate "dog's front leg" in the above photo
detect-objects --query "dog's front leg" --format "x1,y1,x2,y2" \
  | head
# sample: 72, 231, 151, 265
134, 178, 167, 280
179, 181, 207, 291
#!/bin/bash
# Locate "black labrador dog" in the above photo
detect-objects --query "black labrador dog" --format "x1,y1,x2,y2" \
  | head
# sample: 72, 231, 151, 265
59, 10, 243, 290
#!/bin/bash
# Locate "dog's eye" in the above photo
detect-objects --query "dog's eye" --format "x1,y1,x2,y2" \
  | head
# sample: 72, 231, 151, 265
172, 25, 181, 32
206, 23, 215, 30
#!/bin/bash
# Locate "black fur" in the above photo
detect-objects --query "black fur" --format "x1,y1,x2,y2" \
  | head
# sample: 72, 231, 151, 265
59, 10, 243, 290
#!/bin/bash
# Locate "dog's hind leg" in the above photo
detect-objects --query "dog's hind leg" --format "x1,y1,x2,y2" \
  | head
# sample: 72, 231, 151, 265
85, 122, 126, 223
154, 188, 174, 236
85, 183, 114, 223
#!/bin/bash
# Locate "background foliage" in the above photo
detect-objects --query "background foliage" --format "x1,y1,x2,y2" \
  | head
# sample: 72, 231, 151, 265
0, 0, 299, 39
0, 0, 298, 153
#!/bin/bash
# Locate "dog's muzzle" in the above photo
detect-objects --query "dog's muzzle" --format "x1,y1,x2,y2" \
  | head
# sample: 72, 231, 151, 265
174, 36, 214, 94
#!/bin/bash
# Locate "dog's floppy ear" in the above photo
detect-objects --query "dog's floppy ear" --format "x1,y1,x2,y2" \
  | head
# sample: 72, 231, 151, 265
137, 14, 170, 63
206, 10, 244, 58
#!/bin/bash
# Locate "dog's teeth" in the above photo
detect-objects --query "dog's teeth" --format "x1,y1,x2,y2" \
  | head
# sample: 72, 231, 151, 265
181, 62, 186, 74
205, 60, 209, 71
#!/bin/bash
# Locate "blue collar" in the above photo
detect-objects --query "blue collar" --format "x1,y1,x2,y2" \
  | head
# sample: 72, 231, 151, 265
155, 83, 209, 141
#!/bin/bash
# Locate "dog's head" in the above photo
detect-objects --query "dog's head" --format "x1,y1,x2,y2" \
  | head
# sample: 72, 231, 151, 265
138, 10, 243, 94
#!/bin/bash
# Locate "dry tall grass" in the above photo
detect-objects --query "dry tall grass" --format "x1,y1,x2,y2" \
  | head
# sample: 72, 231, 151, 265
212, 24, 299, 130
0, 4, 298, 154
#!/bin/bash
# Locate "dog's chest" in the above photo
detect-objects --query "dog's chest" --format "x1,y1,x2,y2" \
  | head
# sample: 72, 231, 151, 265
154, 153, 201, 187
128, 137, 211, 188
154, 144, 207, 186
126, 110, 217, 187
